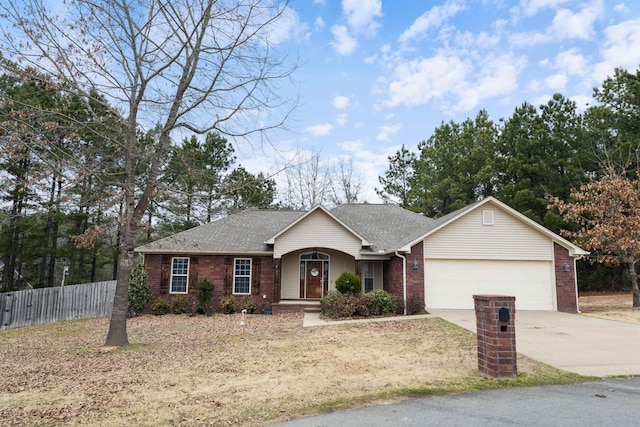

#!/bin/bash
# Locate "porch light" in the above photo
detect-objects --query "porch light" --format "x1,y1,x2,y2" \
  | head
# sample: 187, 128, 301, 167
412, 259, 419, 269
563, 263, 570, 272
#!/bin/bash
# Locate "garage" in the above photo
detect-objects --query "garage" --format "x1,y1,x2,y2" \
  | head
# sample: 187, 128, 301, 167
424, 259, 555, 310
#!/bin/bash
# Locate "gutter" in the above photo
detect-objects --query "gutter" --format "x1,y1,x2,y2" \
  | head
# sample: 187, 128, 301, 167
395, 251, 407, 315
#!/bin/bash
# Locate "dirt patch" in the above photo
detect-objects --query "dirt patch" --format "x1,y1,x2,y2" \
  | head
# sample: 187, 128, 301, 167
579, 292, 640, 324
1, 313, 580, 426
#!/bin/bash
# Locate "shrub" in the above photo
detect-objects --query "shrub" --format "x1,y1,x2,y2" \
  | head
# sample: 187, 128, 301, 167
239, 296, 258, 314
320, 291, 369, 319
394, 295, 426, 315
220, 295, 236, 314
171, 295, 189, 314
195, 278, 215, 314
151, 297, 170, 315
335, 271, 361, 295
365, 289, 397, 316
128, 264, 153, 317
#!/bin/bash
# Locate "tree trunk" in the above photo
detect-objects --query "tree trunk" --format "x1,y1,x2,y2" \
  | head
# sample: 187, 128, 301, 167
104, 225, 137, 347
630, 261, 640, 308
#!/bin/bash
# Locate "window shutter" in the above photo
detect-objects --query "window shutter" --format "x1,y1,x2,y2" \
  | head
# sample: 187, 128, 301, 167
189, 256, 199, 292
160, 255, 170, 294
252, 257, 261, 295
224, 257, 233, 295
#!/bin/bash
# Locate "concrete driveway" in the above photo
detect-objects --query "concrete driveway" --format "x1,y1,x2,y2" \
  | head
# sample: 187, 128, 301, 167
428, 309, 640, 377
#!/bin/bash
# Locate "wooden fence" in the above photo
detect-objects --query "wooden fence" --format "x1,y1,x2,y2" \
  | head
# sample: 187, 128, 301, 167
0, 280, 116, 330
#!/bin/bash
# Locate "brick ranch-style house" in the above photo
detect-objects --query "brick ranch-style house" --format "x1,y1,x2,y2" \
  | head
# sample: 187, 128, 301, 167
135, 197, 588, 314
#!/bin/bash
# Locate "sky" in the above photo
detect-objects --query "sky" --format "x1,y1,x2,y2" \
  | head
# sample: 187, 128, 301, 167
238, 0, 640, 204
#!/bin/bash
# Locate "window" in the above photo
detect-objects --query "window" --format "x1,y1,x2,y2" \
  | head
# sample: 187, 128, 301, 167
364, 262, 374, 293
170, 257, 189, 293
234, 258, 251, 294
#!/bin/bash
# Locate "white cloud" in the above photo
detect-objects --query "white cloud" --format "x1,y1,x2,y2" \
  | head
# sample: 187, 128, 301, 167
550, 0, 603, 40
380, 51, 524, 114
376, 124, 402, 142
382, 54, 470, 108
544, 73, 568, 91
338, 139, 363, 152
267, 6, 310, 44
330, 25, 358, 56
333, 95, 350, 109
554, 49, 588, 76
594, 18, 640, 82
315, 16, 325, 31
399, 0, 466, 46
304, 123, 334, 136
614, 3, 627, 12
514, 0, 571, 18
336, 113, 348, 126
342, 0, 382, 36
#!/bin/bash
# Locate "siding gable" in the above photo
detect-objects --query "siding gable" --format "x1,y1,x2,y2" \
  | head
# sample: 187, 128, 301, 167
423, 204, 553, 260
273, 209, 362, 258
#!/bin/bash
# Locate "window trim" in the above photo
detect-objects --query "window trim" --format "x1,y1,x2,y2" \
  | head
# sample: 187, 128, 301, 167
233, 258, 252, 295
170, 257, 189, 294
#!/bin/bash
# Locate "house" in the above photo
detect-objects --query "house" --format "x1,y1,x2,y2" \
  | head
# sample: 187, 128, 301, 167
135, 197, 588, 313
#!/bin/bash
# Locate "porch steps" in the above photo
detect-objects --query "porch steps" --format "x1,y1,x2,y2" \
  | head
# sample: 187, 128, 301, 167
272, 300, 321, 314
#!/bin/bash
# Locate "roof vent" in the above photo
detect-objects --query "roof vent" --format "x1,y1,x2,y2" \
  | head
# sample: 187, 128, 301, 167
482, 210, 494, 226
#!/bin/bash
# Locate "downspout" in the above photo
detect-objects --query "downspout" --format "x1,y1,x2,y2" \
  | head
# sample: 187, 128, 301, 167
395, 251, 407, 315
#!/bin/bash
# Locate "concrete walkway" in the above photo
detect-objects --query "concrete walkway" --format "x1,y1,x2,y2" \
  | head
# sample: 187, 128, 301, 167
303, 310, 640, 377
429, 309, 640, 377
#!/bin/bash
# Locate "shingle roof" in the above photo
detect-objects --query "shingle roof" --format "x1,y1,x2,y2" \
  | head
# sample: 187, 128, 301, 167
135, 204, 434, 255
329, 204, 433, 252
135, 210, 306, 254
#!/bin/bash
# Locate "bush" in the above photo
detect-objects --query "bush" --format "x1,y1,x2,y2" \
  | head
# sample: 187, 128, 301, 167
320, 291, 369, 319
171, 295, 189, 314
128, 264, 153, 316
151, 297, 170, 315
196, 278, 215, 314
335, 271, 361, 295
239, 296, 258, 314
365, 289, 397, 316
394, 295, 427, 315
220, 295, 236, 314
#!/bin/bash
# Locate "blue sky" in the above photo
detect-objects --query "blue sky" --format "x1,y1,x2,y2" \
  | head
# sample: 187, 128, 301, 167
239, 0, 640, 203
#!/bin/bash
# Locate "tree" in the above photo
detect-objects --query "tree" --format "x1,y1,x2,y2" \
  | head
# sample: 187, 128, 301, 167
376, 144, 415, 207
1, 0, 297, 346
550, 173, 640, 307
329, 157, 363, 205
584, 67, 640, 175
223, 166, 275, 213
280, 149, 334, 210
410, 110, 497, 217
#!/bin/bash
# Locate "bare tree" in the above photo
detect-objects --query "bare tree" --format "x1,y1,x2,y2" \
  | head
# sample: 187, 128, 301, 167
280, 149, 334, 210
329, 157, 362, 205
1, 0, 298, 346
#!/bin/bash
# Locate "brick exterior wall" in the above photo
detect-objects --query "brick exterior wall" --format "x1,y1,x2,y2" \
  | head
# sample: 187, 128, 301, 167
383, 241, 425, 310
144, 254, 275, 313
474, 295, 517, 379
554, 243, 578, 313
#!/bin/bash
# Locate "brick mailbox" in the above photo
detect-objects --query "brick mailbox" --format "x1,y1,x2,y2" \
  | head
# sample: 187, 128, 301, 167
473, 295, 517, 379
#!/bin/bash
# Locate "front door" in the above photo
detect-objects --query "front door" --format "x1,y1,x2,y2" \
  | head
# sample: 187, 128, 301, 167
305, 261, 323, 299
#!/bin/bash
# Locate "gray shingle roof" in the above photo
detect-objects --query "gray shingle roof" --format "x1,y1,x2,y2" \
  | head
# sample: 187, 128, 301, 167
136, 204, 436, 255
135, 210, 306, 254
329, 204, 433, 252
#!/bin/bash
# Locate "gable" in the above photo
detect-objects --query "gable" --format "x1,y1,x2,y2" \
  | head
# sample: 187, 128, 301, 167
273, 208, 363, 258
423, 202, 554, 261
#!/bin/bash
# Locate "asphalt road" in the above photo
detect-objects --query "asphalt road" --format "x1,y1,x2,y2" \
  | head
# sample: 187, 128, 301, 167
270, 378, 640, 427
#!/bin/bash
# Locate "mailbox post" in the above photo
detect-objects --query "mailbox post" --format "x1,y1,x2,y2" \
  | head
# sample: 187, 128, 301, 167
473, 295, 517, 379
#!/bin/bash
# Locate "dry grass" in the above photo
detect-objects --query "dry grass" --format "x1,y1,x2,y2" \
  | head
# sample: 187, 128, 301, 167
579, 292, 640, 324
1, 313, 583, 426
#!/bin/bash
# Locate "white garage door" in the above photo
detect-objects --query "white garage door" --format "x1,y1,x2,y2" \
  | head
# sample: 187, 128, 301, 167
424, 259, 555, 310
